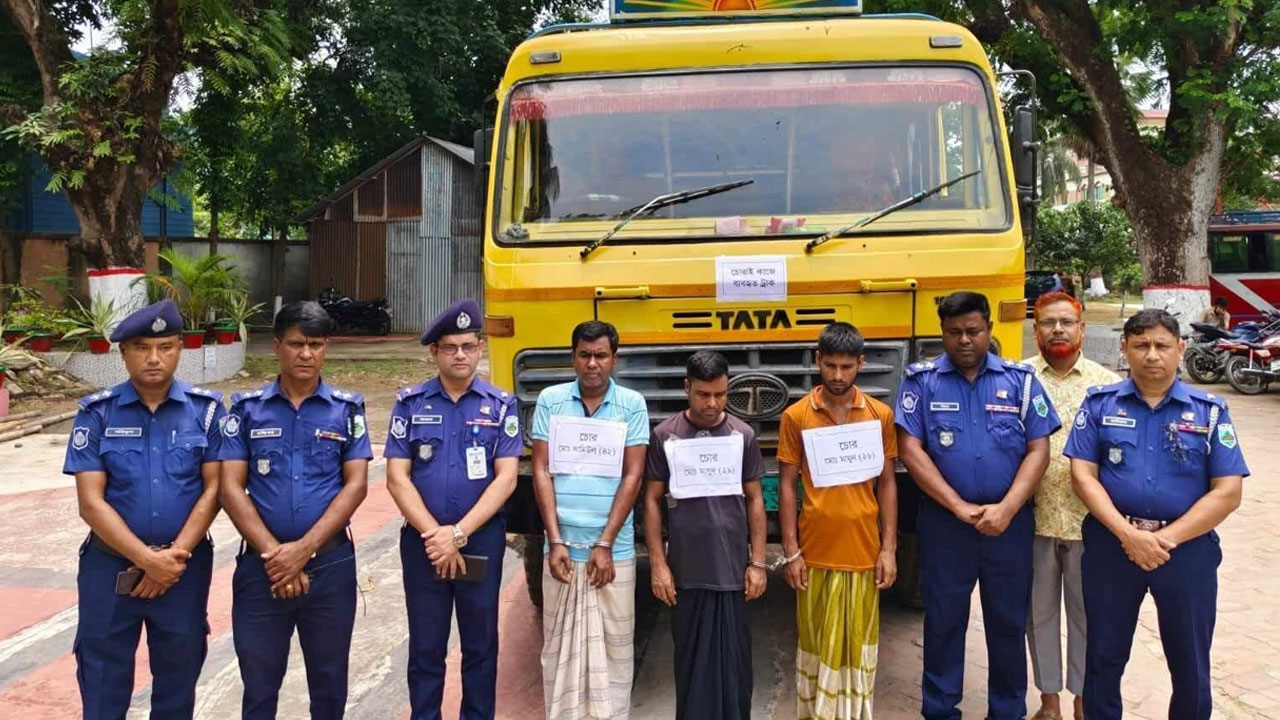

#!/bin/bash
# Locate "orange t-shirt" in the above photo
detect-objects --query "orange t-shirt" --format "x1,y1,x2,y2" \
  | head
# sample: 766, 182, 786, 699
776, 386, 898, 572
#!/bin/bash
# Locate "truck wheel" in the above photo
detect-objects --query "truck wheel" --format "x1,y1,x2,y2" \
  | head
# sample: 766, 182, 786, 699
524, 534, 544, 608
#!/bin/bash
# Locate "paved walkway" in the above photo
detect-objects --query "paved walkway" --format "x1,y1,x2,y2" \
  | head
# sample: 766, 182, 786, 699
0, 392, 1276, 718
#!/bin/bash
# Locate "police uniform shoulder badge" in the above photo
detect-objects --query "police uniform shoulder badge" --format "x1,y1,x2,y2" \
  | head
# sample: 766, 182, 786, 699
72, 426, 90, 450
1217, 423, 1238, 449
390, 415, 407, 439
1032, 394, 1049, 418
222, 414, 241, 437
504, 414, 519, 438
351, 414, 367, 440
901, 391, 919, 414
1074, 408, 1088, 429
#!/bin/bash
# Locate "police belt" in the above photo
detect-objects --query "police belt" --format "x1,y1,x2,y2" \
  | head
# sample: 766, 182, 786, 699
243, 531, 350, 559
88, 532, 196, 559
1124, 515, 1170, 531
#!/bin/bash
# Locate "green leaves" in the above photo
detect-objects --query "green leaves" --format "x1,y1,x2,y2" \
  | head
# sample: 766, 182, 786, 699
1030, 201, 1139, 284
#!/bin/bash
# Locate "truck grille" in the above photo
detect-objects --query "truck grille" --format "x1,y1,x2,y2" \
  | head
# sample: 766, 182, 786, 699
513, 341, 908, 447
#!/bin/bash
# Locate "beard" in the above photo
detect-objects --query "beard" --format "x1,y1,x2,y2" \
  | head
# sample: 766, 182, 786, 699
1038, 335, 1082, 360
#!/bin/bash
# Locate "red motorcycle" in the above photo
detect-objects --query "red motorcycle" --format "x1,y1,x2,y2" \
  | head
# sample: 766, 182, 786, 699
1224, 334, 1280, 395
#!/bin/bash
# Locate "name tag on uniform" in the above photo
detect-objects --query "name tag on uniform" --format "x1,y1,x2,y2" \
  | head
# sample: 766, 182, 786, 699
251, 428, 283, 439
412, 415, 442, 425
929, 402, 960, 412
1101, 416, 1137, 428
466, 446, 487, 480
665, 434, 744, 500
104, 427, 142, 437
548, 416, 627, 477
985, 404, 1019, 414
800, 420, 885, 488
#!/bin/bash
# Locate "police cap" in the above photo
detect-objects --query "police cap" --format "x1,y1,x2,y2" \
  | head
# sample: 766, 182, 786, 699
420, 299, 483, 345
109, 299, 184, 343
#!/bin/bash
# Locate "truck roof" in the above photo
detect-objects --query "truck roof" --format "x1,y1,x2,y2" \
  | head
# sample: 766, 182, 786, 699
501, 16, 988, 91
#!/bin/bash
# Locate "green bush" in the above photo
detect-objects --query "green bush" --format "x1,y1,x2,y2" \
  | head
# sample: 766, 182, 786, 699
1029, 202, 1140, 287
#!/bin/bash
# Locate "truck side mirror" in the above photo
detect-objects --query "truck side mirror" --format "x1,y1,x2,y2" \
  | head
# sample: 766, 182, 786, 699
1012, 105, 1039, 235
473, 127, 494, 209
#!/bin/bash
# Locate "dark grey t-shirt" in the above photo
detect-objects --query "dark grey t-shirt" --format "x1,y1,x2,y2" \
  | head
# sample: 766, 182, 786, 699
645, 412, 765, 591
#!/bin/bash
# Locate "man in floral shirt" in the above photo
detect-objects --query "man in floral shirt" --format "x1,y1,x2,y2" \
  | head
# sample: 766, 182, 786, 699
1024, 291, 1119, 720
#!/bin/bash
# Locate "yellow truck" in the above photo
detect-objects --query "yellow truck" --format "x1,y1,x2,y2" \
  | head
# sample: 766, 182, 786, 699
474, 1, 1037, 600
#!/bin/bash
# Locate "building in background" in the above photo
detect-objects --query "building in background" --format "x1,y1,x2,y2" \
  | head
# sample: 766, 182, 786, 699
4, 155, 194, 238
294, 136, 481, 334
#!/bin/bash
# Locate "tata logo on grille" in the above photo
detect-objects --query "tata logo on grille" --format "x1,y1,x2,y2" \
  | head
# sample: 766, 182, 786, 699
727, 372, 792, 420
716, 309, 792, 330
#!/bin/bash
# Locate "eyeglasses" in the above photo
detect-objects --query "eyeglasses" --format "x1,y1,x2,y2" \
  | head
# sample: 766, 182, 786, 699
436, 342, 481, 356
1036, 319, 1080, 330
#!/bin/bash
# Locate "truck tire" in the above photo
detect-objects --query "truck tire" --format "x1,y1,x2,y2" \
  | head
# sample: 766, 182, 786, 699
524, 534, 544, 608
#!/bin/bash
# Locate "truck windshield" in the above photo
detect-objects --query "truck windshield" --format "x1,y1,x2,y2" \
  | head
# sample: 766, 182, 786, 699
496, 65, 1010, 242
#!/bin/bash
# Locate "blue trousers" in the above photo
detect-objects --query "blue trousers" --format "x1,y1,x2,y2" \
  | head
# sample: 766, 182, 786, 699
399, 520, 505, 720
75, 538, 213, 720
232, 539, 357, 720
918, 500, 1033, 720
1082, 516, 1220, 720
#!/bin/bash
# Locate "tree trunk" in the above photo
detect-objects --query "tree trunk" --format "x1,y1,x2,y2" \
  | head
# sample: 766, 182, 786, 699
208, 203, 219, 256
1086, 155, 1095, 202
1117, 123, 1225, 325
272, 225, 288, 315
0, 227, 20, 313
63, 166, 153, 269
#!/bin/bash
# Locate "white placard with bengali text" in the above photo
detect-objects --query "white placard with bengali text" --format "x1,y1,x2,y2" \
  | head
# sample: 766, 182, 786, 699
549, 416, 628, 478
665, 434, 744, 499
716, 255, 788, 303
801, 420, 884, 488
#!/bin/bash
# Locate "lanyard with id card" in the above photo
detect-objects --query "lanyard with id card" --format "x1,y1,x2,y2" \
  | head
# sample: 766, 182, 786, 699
466, 424, 488, 480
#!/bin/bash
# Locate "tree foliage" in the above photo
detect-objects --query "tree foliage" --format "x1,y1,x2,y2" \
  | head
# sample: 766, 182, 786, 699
1030, 201, 1140, 287
0, 0, 296, 267
180, 0, 597, 239
883, 0, 1280, 289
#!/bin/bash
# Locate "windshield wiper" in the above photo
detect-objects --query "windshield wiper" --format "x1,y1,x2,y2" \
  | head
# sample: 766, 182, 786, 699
804, 170, 981, 254
579, 179, 754, 260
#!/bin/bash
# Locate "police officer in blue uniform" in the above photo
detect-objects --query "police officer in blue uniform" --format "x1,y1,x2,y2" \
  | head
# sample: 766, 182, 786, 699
385, 299, 521, 720
1065, 309, 1248, 720
894, 291, 1061, 720
63, 299, 225, 719
216, 301, 372, 719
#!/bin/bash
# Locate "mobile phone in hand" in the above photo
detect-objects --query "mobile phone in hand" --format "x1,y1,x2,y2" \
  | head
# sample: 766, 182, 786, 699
114, 568, 144, 596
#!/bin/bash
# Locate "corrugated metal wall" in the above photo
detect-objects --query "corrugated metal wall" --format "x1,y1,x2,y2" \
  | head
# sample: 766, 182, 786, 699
308, 138, 484, 333
449, 160, 483, 305
420, 145, 460, 323
309, 220, 358, 298
386, 149, 422, 219
357, 222, 386, 299
386, 220, 425, 333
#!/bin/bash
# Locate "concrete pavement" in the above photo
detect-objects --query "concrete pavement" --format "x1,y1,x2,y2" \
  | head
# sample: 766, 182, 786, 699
1, 391, 1278, 718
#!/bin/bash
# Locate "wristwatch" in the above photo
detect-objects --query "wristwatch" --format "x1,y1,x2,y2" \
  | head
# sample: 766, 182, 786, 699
451, 525, 468, 548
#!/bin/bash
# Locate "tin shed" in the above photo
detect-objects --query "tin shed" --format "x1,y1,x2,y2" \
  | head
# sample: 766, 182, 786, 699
295, 136, 480, 333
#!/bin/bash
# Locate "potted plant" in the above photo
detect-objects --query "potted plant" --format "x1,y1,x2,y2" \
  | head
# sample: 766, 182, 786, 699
220, 293, 265, 343
7, 300, 80, 352
136, 249, 239, 349
71, 296, 119, 354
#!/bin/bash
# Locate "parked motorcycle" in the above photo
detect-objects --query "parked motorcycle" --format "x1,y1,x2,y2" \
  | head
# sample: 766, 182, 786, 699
318, 286, 393, 335
1224, 333, 1280, 395
1183, 312, 1280, 384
